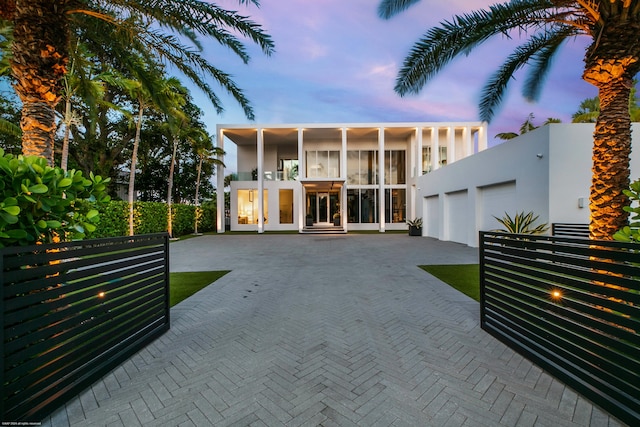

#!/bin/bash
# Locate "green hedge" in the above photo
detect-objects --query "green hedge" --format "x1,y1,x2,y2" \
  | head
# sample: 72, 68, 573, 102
171, 204, 195, 236
93, 200, 216, 238
93, 200, 128, 238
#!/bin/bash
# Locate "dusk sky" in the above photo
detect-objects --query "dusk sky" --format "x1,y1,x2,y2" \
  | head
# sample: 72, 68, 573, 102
195, 0, 599, 149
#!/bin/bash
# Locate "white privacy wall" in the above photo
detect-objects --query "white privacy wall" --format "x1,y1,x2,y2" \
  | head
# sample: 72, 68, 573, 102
417, 123, 640, 247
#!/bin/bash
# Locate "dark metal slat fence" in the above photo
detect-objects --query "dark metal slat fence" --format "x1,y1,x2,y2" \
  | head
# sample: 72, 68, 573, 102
1, 233, 170, 422
480, 232, 639, 426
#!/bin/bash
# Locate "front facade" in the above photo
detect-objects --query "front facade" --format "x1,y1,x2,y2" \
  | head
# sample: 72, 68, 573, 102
216, 122, 488, 233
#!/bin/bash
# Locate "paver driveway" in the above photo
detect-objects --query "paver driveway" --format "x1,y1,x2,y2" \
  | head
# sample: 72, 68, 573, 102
45, 234, 624, 426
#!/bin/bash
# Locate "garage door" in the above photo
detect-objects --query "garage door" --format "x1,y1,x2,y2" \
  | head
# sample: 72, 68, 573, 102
480, 181, 516, 232
446, 190, 468, 244
424, 195, 439, 238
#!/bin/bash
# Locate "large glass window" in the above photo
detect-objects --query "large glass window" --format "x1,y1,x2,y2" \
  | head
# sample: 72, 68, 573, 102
422, 146, 431, 174
306, 150, 340, 178
237, 189, 268, 224
279, 189, 294, 224
346, 150, 377, 185
346, 188, 377, 224
384, 150, 406, 184
439, 146, 447, 167
347, 189, 360, 223
385, 189, 406, 223
361, 189, 377, 223
278, 159, 298, 181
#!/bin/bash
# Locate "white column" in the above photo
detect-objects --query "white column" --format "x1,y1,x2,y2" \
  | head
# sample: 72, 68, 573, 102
416, 127, 423, 177
478, 123, 488, 151
341, 128, 348, 231
432, 127, 439, 171
216, 127, 225, 233
448, 127, 455, 164
464, 126, 472, 158
378, 127, 385, 232
257, 128, 264, 233
298, 128, 304, 232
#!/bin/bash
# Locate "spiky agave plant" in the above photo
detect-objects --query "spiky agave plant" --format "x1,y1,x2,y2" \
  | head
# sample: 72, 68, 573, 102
493, 211, 549, 234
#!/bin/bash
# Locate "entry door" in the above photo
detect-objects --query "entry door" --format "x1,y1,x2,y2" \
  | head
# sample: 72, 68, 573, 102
306, 191, 340, 224
318, 193, 329, 223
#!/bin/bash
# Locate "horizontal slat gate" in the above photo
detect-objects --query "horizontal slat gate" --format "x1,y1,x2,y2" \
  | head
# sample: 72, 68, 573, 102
480, 232, 639, 426
551, 223, 590, 239
1, 233, 170, 422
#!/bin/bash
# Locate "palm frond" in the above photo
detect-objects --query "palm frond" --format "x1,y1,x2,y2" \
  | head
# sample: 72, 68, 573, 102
0, 117, 20, 137
478, 25, 570, 122
522, 26, 573, 101
378, 0, 422, 19
395, 0, 556, 97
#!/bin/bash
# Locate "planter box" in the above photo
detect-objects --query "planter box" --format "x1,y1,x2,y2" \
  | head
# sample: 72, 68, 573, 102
409, 226, 422, 236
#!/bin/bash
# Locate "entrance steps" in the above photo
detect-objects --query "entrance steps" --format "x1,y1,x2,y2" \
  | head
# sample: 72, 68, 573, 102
301, 225, 346, 234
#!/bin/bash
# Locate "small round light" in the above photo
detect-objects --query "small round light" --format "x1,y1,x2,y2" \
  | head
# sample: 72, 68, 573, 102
551, 290, 562, 300
98, 292, 106, 298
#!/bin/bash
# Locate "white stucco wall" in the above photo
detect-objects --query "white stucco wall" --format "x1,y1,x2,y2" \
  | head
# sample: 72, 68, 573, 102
417, 123, 640, 247
548, 123, 640, 224
417, 126, 550, 247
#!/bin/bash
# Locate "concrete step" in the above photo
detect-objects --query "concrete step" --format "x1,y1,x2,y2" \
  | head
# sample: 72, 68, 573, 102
301, 226, 346, 234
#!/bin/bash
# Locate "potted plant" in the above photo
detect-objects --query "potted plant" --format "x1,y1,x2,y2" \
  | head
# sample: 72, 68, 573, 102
407, 218, 423, 236
333, 212, 341, 226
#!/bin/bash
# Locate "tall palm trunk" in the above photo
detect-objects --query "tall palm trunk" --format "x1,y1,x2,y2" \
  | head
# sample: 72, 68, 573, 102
194, 153, 203, 234
128, 103, 144, 236
167, 136, 178, 238
583, 22, 640, 240
12, 0, 69, 165
61, 96, 72, 170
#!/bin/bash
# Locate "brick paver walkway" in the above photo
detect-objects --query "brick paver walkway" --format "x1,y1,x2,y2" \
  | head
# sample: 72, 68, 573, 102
45, 234, 624, 426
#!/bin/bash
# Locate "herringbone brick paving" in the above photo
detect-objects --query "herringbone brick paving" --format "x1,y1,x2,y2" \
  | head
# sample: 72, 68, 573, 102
44, 235, 625, 426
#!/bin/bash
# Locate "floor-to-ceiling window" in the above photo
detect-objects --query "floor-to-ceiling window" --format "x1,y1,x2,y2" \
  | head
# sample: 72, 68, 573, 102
384, 150, 406, 185
346, 150, 379, 224
385, 188, 406, 223
384, 150, 406, 224
347, 188, 378, 223
237, 189, 268, 224
279, 189, 294, 224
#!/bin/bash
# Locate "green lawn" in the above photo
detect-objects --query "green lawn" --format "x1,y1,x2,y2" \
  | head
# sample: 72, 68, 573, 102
170, 271, 230, 306
419, 264, 480, 301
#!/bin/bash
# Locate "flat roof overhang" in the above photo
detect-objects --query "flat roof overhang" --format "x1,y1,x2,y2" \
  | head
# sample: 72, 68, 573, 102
300, 179, 345, 192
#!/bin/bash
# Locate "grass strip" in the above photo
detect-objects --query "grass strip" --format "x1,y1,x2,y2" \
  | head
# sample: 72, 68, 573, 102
170, 271, 230, 306
419, 264, 480, 301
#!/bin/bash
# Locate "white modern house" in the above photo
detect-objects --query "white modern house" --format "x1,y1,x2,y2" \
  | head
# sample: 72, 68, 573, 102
216, 122, 640, 246
416, 123, 640, 247
216, 122, 488, 233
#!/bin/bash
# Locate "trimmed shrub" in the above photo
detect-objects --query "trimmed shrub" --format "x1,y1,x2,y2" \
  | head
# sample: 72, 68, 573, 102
172, 204, 196, 236
94, 200, 128, 238
0, 151, 110, 247
197, 200, 217, 232
613, 178, 640, 242
134, 201, 167, 235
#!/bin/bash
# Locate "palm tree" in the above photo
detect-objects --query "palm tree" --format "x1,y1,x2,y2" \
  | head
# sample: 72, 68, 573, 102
495, 113, 562, 140
1, 0, 274, 165
194, 144, 224, 234
379, 0, 640, 240
58, 42, 110, 170
125, 71, 184, 236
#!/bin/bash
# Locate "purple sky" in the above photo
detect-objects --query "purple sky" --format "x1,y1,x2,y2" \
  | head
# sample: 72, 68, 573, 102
195, 0, 598, 148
